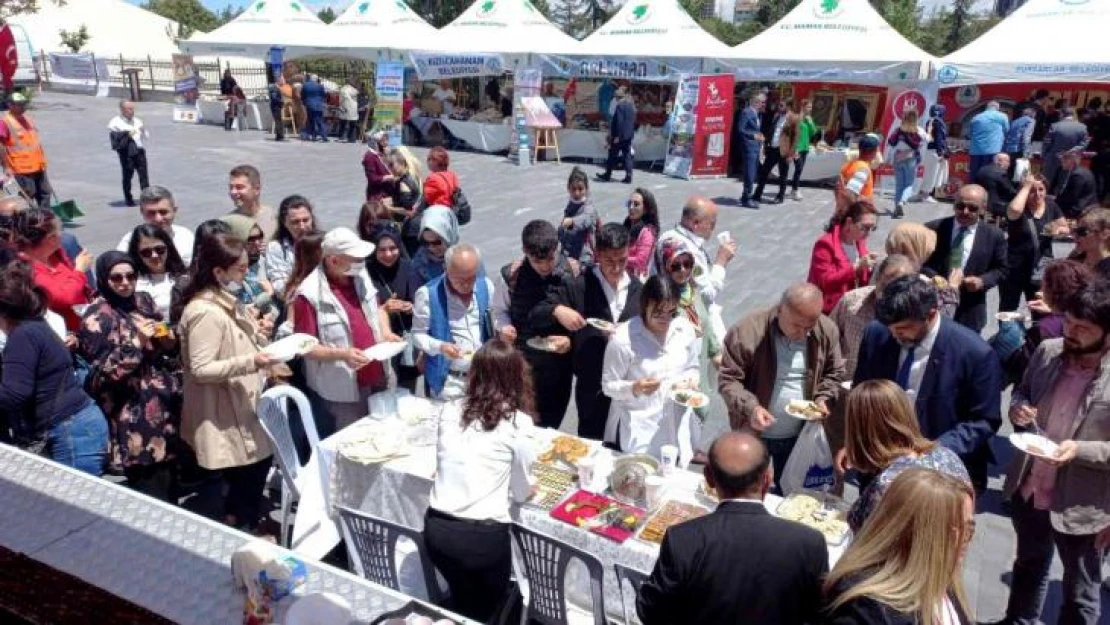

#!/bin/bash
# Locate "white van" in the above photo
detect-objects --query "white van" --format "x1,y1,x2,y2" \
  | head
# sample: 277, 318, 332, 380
7, 23, 38, 87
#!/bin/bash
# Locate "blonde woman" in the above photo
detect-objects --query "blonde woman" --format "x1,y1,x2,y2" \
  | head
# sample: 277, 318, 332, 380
822, 468, 975, 625
841, 380, 970, 532
885, 223, 959, 317
886, 110, 927, 219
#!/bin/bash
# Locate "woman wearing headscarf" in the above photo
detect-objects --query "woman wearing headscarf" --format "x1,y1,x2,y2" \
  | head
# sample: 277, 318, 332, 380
409, 205, 460, 290
362, 131, 395, 202
366, 228, 419, 393
219, 214, 272, 308
77, 252, 183, 500
885, 222, 960, 318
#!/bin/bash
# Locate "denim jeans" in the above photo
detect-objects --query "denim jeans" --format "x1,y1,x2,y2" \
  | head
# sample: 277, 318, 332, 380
47, 402, 109, 477
894, 158, 917, 206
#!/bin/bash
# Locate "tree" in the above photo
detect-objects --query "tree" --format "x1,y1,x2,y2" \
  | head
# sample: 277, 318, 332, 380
58, 23, 88, 52
143, 0, 220, 39
217, 3, 243, 25
408, 0, 468, 28
317, 6, 337, 23
0, 0, 64, 22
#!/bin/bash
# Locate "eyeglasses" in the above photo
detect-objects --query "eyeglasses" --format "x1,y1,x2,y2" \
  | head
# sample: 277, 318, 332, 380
953, 201, 980, 213
669, 258, 694, 272
138, 244, 167, 259
422, 237, 446, 248
1074, 226, 1091, 237
108, 271, 136, 284
648, 307, 679, 320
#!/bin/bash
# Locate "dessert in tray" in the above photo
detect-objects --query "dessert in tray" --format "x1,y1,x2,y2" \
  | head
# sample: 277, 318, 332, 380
549, 490, 646, 543
776, 492, 851, 545
539, 435, 591, 466
638, 501, 708, 545
529, 462, 577, 510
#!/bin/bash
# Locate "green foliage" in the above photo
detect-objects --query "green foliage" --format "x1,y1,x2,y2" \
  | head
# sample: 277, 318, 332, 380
408, 0, 470, 28
58, 23, 88, 52
216, 3, 244, 24
143, 0, 220, 39
0, 0, 65, 21
550, 0, 617, 38
870, 0, 1002, 56
317, 6, 337, 23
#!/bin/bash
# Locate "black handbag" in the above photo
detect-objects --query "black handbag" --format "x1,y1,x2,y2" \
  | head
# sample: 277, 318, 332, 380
452, 186, 472, 226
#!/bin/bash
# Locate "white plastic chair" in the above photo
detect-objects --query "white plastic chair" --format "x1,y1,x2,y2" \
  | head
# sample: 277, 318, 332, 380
510, 523, 606, 625
257, 385, 319, 547
337, 506, 444, 605
613, 563, 650, 625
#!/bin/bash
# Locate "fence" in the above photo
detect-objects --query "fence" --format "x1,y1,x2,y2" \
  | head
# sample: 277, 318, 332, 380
36, 52, 379, 97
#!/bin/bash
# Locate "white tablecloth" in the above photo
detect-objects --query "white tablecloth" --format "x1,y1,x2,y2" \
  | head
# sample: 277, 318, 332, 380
293, 417, 846, 618
440, 119, 511, 152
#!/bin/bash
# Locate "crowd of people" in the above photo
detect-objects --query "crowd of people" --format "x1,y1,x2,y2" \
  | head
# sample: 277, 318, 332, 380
1, 92, 1110, 625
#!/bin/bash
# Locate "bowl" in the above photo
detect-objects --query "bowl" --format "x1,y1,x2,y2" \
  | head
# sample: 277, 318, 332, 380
608, 454, 660, 505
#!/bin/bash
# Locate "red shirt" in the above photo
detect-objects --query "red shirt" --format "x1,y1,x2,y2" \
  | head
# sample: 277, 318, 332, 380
27, 251, 90, 332
292, 278, 384, 390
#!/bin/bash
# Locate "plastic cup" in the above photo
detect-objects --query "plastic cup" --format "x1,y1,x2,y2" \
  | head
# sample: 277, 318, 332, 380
577, 455, 597, 492
659, 445, 678, 474
645, 475, 667, 510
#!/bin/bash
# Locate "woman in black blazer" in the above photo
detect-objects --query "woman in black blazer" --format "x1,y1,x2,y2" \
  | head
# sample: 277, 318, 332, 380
822, 468, 975, 625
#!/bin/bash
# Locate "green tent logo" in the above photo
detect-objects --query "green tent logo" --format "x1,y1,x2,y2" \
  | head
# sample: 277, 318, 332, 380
627, 3, 651, 24
290, 1, 302, 11
814, 0, 844, 18
254, 1, 266, 11
524, 0, 537, 12
395, 0, 409, 12
358, 1, 370, 13
477, 0, 498, 17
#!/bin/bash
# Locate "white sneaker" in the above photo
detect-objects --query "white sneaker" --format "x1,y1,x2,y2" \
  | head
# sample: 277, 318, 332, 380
791, 190, 803, 201
924, 195, 937, 203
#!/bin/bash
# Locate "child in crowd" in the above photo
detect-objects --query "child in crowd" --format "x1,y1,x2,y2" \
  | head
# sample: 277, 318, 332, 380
558, 167, 598, 264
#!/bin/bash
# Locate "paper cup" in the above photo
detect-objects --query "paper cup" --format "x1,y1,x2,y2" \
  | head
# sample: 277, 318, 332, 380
577, 455, 597, 492
659, 445, 678, 475
645, 475, 667, 510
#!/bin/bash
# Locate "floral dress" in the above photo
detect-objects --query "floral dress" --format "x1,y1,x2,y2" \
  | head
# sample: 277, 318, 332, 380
847, 445, 970, 532
77, 294, 183, 468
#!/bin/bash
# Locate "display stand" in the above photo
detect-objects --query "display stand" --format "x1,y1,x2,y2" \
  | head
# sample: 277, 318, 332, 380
533, 127, 561, 163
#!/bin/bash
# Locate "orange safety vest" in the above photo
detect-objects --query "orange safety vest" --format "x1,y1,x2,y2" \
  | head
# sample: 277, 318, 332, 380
1, 112, 46, 175
839, 159, 874, 199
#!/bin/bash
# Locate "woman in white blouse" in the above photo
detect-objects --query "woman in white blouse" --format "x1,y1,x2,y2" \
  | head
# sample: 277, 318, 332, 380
265, 195, 317, 298
126, 224, 188, 322
423, 339, 536, 623
602, 276, 700, 463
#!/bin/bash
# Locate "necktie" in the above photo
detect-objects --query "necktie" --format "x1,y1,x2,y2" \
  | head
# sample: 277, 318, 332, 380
949, 226, 968, 271
896, 346, 916, 390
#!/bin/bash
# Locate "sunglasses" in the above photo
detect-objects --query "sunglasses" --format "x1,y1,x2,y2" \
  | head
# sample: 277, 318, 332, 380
108, 271, 136, 284
138, 244, 167, 259
422, 237, 446, 248
953, 201, 980, 213
1075, 226, 1091, 237
669, 258, 694, 272
247, 234, 265, 244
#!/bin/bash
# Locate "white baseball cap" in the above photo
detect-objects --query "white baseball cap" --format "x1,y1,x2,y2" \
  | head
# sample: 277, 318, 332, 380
322, 227, 375, 258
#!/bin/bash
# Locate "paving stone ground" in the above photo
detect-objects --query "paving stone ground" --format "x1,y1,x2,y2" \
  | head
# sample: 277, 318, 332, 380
33, 91, 1107, 622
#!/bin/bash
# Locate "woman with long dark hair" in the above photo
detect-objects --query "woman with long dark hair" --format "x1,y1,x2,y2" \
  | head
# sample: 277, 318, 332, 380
77, 251, 183, 500
13, 208, 93, 332
623, 187, 660, 279
1000, 173, 1067, 312
179, 233, 274, 531
266, 194, 317, 297
423, 339, 536, 622
366, 228, 418, 393
0, 252, 108, 475
807, 200, 879, 313
127, 224, 188, 322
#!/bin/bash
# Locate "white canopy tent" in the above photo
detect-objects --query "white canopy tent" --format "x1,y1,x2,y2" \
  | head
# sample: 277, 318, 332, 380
8, 0, 181, 57
423, 0, 581, 56
938, 0, 1110, 85
726, 0, 934, 85
183, 0, 337, 60
329, 0, 439, 59
575, 0, 733, 60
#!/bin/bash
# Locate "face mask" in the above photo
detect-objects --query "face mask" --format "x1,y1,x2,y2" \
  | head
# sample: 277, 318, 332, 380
222, 279, 244, 294
344, 264, 363, 277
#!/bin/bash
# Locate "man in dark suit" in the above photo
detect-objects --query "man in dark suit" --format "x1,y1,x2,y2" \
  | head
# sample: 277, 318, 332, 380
853, 276, 1002, 490
922, 183, 1008, 333
597, 86, 636, 184
738, 93, 766, 209
638, 432, 827, 625
300, 74, 328, 143
559, 223, 643, 440
1042, 105, 1089, 190
1054, 146, 1100, 219
975, 153, 1017, 220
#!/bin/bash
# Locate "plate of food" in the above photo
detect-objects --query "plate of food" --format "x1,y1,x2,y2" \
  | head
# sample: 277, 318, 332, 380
363, 340, 407, 362
1009, 432, 1060, 459
339, 426, 408, 464
539, 435, 591, 468
784, 399, 825, 420
996, 312, 1026, 323
695, 478, 719, 504
526, 336, 562, 352
529, 462, 578, 510
776, 491, 851, 545
638, 501, 708, 545
931, 275, 949, 289
263, 333, 319, 362
669, 389, 709, 409
586, 318, 616, 332
550, 490, 646, 543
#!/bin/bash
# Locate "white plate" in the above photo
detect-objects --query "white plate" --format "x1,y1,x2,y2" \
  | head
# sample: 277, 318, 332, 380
363, 340, 406, 361
526, 336, 559, 352
669, 389, 709, 409
840, 380, 852, 391
263, 333, 318, 362
1010, 432, 1060, 459
586, 318, 616, 332
784, 401, 824, 420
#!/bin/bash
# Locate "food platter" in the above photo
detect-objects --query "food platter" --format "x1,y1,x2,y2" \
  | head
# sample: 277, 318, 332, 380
1009, 432, 1060, 460
339, 426, 408, 464
776, 491, 851, 545
784, 400, 824, 420
638, 501, 708, 545
669, 389, 709, 409
550, 490, 646, 543
609, 454, 660, 505
539, 435, 591, 467
263, 333, 319, 362
529, 462, 577, 510
586, 318, 616, 332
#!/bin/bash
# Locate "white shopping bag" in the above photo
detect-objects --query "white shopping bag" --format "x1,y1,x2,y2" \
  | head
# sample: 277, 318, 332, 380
780, 421, 835, 495
1013, 158, 1031, 183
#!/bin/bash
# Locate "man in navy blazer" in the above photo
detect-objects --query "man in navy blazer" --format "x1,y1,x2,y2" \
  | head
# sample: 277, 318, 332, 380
597, 86, 636, 184
853, 275, 1002, 490
737, 93, 766, 209
300, 74, 328, 143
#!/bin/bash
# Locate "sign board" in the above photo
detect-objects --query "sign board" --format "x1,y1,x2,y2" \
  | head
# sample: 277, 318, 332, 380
373, 61, 405, 146
48, 53, 109, 95
664, 74, 735, 179
409, 53, 504, 80
171, 54, 199, 124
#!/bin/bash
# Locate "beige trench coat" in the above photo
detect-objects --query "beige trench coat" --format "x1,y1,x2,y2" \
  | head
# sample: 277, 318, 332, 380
179, 288, 272, 470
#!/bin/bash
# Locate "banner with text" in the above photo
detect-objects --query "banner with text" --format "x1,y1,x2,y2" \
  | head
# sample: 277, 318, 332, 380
374, 61, 405, 146
409, 53, 504, 80
664, 74, 734, 179
48, 53, 109, 95
873, 81, 938, 197
171, 54, 199, 123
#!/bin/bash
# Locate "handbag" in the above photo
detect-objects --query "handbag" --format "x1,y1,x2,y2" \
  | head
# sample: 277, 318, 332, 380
1024, 216, 1050, 286
452, 185, 471, 225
